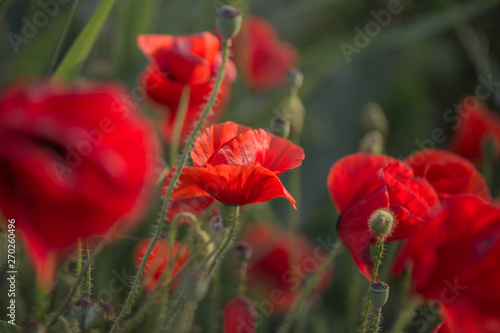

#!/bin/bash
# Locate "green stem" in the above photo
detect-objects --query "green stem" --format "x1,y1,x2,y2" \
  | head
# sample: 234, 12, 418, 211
45, 233, 112, 330
360, 240, 385, 333
110, 40, 232, 333
118, 240, 216, 332
237, 261, 248, 297
207, 270, 222, 333
372, 308, 382, 333
207, 206, 240, 275
73, 239, 83, 331
83, 239, 92, 299
170, 86, 191, 167
389, 299, 420, 333
277, 241, 343, 333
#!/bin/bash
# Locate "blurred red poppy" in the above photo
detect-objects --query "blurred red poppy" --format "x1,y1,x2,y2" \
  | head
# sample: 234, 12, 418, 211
165, 196, 216, 224
163, 121, 304, 207
0, 82, 158, 287
134, 238, 190, 292
234, 16, 299, 90
223, 297, 257, 333
242, 223, 333, 313
137, 32, 237, 143
405, 149, 491, 202
394, 195, 500, 333
327, 153, 439, 279
448, 96, 500, 164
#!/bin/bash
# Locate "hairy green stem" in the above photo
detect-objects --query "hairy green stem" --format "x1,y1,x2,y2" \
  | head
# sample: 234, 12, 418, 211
207, 206, 240, 275
170, 86, 191, 167
237, 261, 248, 297
277, 241, 343, 333
372, 308, 382, 333
45, 233, 111, 330
82, 239, 92, 299
73, 239, 83, 331
110, 41, 231, 333
360, 240, 385, 333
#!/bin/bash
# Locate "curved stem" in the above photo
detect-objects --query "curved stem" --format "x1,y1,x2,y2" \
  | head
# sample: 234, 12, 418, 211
207, 206, 240, 275
360, 240, 385, 333
277, 241, 343, 333
170, 85, 191, 167
110, 41, 231, 333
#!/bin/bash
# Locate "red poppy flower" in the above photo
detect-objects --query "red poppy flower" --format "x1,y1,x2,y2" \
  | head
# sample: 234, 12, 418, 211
137, 32, 237, 143
0, 82, 159, 287
234, 16, 299, 90
432, 322, 451, 333
223, 297, 257, 333
134, 238, 190, 292
448, 96, 500, 164
242, 223, 333, 313
163, 121, 304, 207
405, 149, 491, 202
327, 153, 439, 279
394, 196, 500, 333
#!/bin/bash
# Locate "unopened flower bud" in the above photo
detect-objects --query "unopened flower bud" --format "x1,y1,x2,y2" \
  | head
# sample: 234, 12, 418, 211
216, 6, 242, 42
209, 215, 225, 234
370, 281, 390, 309
360, 102, 389, 137
270, 117, 290, 138
368, 209, 394, 239
180, 269, 209, 301
83, 300, 116, 329
359, 130, 384, 154
287, 68, 304, 90
234, 241, 253, 261
74, 298, 93, 328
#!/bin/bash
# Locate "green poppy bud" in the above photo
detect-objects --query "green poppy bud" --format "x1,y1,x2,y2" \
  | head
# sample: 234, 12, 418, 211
368, 209, 394, 239
83, 300, 116, 329
359, 130, 384, 154
216, 6, 242, 42
234, 241, 253, 262
270, 117, 291, 138
370, 281, 390, 309
287, 68, 304, 90
74, 298, 93, 329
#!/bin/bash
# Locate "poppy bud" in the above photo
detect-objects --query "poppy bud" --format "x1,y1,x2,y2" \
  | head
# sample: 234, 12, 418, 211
359, 130, 384, 154
360, 102, 389, 137
83, 300, 116, 329
368, 209, 394, 239
216, 6, 242, 42
209, 215, 225, 234
74, 298, 93, 328
370, 281, 390, 309
287, 68, 304, 90
180, 269, 209, 301
270, 116, 291, 138
234, 241, 253, 262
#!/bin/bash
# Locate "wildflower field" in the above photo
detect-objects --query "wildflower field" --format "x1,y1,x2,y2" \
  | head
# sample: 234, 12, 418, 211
1, 0, 500, 332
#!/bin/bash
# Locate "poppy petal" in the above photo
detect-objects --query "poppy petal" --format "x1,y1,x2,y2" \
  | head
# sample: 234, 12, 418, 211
223, 297, 257, 333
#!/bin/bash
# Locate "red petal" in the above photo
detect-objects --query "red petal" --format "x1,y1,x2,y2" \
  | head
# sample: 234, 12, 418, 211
137, 34, 175, 60
405, 149, 491, 202
432, 322, 450, 333
327, 153, 396, 212
179, 164, 296, 208
191, 121, 252, 167
207, 128, 304, 175
223, 297, 257, 333
165, 196, 215, 224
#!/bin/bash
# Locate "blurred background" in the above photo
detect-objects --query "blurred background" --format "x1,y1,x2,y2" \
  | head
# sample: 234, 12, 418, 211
1, 0, 500, 332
